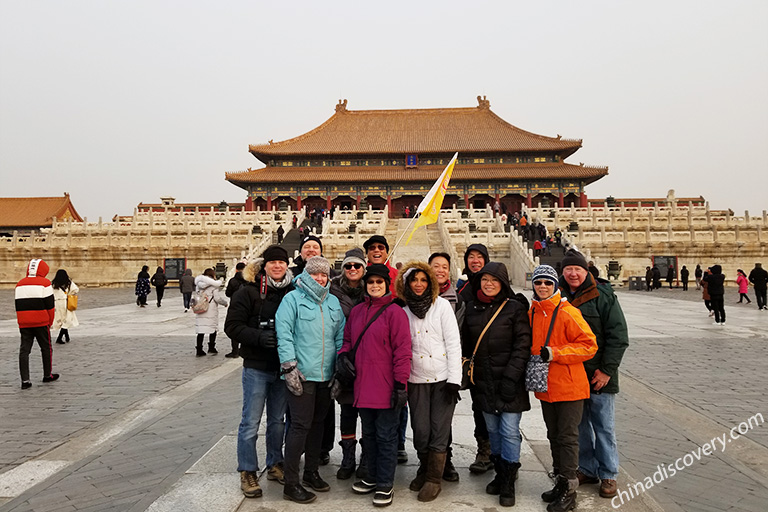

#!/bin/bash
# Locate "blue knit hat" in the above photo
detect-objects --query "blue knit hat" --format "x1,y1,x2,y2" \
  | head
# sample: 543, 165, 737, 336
532, 265, 559, 286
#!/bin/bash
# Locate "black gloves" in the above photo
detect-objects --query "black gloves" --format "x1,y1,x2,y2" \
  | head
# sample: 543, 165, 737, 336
258, 329, 277, 349
444, 383, 461, 405
499, 378, 518, 402
391, 381, 408, 409
539, 347, 551, 362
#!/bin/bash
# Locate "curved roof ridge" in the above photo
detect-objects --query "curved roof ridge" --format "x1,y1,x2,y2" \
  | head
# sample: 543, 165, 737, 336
483, 108, 581, 145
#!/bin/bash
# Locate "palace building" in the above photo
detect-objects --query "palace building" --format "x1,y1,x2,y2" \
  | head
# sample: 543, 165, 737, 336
225, 97, 608, 217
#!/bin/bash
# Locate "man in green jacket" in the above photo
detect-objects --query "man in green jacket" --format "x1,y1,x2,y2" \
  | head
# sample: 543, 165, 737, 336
558, 250, 629, 503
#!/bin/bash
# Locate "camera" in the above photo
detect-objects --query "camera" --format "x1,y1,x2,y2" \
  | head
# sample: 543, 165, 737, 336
259, 319, 275, 330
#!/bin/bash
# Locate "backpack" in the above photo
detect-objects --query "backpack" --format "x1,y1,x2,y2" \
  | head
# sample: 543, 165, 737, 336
190, 290, 211, 314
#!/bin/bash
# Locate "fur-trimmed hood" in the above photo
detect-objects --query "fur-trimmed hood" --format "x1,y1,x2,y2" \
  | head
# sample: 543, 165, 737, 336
242, 258, 263, 283
395, 260, 439, 304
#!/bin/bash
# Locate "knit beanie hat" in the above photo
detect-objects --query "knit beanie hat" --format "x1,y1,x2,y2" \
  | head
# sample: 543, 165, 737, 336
342, 247, 366, 267
363, 235, 389, 252
300, 235, 323, 254
261, 245, 289, 264
561, 249, 589, 271
304, 256, 331, 276
363, 263, 391, 284
532, 265, 559, 286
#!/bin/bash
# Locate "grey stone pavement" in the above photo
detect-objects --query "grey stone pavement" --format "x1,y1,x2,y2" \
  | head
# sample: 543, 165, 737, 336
0, 254, 766, 511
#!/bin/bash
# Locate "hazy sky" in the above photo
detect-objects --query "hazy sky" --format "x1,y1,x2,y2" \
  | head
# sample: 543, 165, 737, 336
1, 1, 766, 220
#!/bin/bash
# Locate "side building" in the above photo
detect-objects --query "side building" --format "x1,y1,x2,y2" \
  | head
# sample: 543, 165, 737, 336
226, 97, 608, 217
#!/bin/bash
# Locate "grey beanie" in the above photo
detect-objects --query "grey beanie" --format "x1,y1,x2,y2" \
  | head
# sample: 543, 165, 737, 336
532, 265, 559, 286
342, 247, 366, 267
304, 256, 331, 276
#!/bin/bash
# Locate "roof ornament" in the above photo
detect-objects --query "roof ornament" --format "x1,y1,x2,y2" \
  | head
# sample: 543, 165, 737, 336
268, 139, 274, 144
336, 99, 348, 113
477, 95, 490, 109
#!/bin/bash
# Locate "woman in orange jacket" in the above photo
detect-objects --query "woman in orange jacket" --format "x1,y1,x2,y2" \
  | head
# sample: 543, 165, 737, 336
528, 265, 597, 512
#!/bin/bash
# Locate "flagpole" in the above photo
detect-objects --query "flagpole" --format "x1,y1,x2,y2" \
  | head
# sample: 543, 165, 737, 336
385, 212, 420, 264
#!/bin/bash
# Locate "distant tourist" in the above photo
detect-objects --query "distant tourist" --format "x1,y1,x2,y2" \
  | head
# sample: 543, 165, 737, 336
588, 261, 600, 279
736, 269, 751, 304
179, 268, 195, 312
666, 265, 675, 289
150, 266, 168, 307
135, 265, 151, 307
701, 269, 714, 317
15, 259, 58, 389
645, 266, 654, 292
194, 268, 228, 356
680, 265, 689, 291
703, 265, 726, 325
277, 224, 285, 244
52, 269, 79, 344
694, 264, 703, 290
748, 263, 768, 310
652, 266, 661, 289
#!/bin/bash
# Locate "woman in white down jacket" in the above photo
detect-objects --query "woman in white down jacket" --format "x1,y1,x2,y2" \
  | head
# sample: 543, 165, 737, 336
395, 261, 462, 502
194, 268, 228, 356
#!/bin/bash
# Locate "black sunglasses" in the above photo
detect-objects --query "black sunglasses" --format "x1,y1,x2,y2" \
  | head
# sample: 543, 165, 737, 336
344, 263, 364, 270
533, 280, 554, 286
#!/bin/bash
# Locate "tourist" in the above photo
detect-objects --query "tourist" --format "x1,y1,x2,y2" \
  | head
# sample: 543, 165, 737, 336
395, 262, 461, 502
652, 265, 661, 289
150, 266, 168, 307
703, 265, 726, 325
289, 235, 324, 276
363, 235, 399, 288
194, 268, 228, 356
680, 265, 689, 291
429, 251, 464, 482
694, 264, 703, 290
645, 266, 654, 292
224, 245, 294, 499
748, 263, 768, 310
666, 265, 675, 289
342, 264, 411, 507
135, 265, 150, 307
179, 268, 195, 312
462, 261, 531, 507
736, 269, 751, 304
276, 256, 345, 504
534, 239, 542, 257
277, 224, 285, 244
16, 259, 58, 389
457, 243, 490, 303
588, 261, 600, 280
558, 249, 629, 500
530, 265, 597, 512
701, 269, 713, 316
51, 269, 79, 344
329, 248, 368, 480
224, 262, 248, 358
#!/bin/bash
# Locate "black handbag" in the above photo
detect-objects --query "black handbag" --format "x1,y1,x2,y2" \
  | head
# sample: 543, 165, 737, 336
334, 302, 394, 386
461, 300, 507, 390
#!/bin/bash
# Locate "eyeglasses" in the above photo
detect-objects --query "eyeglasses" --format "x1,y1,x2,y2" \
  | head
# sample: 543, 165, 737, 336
366, 278, 386, 285
344, 263, 364, 270
533, 280, 555, 287
368, 244, 387, 251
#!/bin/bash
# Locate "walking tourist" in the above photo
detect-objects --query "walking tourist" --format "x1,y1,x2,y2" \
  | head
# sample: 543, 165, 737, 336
51, 269, 78, 344
749, 262, 768, 310
462, 261, 531, 507
276, 256, 345, 504
180, 268, 195, 312
694, 264, 703, 290
329, 248, 368, 480
558, 249, 629, 500
150, 266, 168, 307
395, 262, 461, 502
645, 266, 654, 292
666, 265, 675, 289
702, 269, 713, 316
194, 268, 227, 356
224, 245, 294, 499
16, 259, 58, 389
736, 269, 751, 304
703, 265, 726, 325
135, 265, 150, 307
680, 265, 689, 291
342, 264, 411, 507
529, 265, 597, 512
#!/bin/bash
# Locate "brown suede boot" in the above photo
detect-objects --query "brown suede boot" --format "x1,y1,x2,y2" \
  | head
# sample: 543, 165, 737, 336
418, 451, 446, 502
469, 438, 494, 474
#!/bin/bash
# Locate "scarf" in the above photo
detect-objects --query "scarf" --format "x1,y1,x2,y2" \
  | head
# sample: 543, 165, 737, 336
404, 286, 433, 319
267, 269, 293, 290
339, 277, 364, 301
439, 280, 452, 295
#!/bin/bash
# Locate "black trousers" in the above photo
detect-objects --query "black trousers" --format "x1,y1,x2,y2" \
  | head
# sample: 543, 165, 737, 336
756, 288, 767, 309
541, 399, 584, 482
284, 381, 331, 485
156, 286, 165, 305
19, 326, 53, 382
710, 295, 725, 323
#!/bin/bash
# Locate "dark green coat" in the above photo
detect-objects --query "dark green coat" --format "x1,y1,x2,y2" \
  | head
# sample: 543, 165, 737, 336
559, 274, 629, 394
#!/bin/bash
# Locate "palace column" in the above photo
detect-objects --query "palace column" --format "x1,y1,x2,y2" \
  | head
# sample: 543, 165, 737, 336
245, 195, 254, 211
296, 192, 302, 210
327, 194, 332, 211
266, 194, 272, 211
526, 192, 532, 208
580, 191, 588, 208
558, 191, 564, 208
386, 190, 393, 217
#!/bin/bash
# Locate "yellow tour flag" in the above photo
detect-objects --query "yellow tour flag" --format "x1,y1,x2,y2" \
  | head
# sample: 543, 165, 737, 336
405, 153, 458, 245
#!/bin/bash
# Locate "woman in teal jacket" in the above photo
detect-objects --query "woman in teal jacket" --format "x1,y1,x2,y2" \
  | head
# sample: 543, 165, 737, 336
276, 256, 345, 504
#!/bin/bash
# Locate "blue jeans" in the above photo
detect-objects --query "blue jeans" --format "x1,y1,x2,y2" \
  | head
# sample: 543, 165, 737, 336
482, 411, 522, 463
237, 368, 287, 472
360, 407, 401, 489
398, 405, 408, 449
578, 391, 619, 480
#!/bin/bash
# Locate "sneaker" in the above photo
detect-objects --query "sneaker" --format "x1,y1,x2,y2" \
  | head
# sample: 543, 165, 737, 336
352, 479, 377, 494
373, 487, 394, 507
302, 470, 330, 492
21, 381, 32, 390
600, 479, 618, 498
42, 374, 59, 383
283, 483, 316, 504
713, 322, 721, 325
240, 471, 262, 498
267, 462, 285, 484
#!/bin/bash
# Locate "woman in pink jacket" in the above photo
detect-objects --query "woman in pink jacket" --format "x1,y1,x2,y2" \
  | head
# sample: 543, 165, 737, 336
338, 264, 412, 507
736, 269, 751, 304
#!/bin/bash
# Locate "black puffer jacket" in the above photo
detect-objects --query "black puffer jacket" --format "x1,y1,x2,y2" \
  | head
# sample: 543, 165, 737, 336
224, 261, 293, 371
462, 262, 531, 414
703, 265, 725, 296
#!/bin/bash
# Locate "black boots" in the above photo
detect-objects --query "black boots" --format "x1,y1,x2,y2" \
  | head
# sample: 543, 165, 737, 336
196, 340, 206, 357
283, 483, 316, 504
337, 439, 357, 480
470, 438, 494, 474
543, 475, 577, 512
485, 454, 502, 495
500, 460, 520, 507
207, 342, 218, 354
542, 474, 568, 502
443, 446, 459, 482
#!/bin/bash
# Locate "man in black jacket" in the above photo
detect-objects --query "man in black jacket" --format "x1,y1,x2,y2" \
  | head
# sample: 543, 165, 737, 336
224, 262, 247, 357
225, 245, 294, 499
748, 262, 768, 310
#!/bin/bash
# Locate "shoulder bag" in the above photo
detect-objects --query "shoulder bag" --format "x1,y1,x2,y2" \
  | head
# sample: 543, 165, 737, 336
525, 302, 561, 392
334, 302, 393, 386
66, 294, 78, 312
